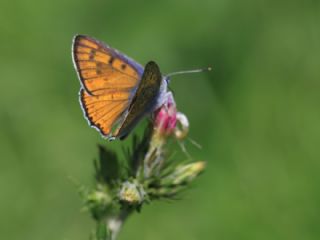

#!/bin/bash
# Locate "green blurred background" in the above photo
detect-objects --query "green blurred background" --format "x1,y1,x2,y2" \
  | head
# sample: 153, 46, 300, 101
1, 0, 320, 239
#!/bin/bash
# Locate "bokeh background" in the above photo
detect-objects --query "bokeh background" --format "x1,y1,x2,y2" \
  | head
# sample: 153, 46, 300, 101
1, 0, 320, 239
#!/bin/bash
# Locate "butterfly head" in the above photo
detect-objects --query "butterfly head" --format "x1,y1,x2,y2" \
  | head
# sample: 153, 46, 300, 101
164, 75, 171, 84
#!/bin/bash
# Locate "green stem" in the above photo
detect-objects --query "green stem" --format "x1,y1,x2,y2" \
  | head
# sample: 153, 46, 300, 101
106, 209, 133, 240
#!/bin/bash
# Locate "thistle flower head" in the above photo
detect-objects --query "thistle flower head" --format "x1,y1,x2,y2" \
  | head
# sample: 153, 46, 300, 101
118, 180, 146, 205
154, 94, 177, 136
79, 90, 206, 240
154, 93, 189, 140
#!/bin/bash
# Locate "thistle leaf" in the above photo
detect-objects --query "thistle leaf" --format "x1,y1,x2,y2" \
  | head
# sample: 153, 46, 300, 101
95, 145, 120, 185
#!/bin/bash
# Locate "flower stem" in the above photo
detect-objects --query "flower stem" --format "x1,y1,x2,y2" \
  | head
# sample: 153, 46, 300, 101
107, 208, 133, 240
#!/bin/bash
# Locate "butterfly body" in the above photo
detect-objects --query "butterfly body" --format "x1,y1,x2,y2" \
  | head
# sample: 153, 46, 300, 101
72, 35, 169, 140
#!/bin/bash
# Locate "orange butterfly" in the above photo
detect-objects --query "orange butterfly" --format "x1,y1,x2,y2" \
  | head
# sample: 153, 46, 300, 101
72, 35, 169, 140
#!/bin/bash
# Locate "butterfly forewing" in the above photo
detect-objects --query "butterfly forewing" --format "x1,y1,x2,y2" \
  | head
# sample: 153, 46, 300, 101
73, 35, 144, 138
115, 61, 163, 139
73, 35, 143, 95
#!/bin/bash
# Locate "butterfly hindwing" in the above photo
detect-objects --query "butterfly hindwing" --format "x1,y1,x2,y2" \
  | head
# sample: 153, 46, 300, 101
79, 89, 131, 136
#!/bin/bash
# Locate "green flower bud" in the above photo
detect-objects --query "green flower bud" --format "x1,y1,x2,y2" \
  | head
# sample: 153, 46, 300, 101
118, 180, 146, 205
163, 161, 206, 186
84, 187, 113, 220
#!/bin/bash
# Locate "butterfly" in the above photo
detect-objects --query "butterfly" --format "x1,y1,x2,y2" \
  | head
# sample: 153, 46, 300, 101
72, 35, 170, 140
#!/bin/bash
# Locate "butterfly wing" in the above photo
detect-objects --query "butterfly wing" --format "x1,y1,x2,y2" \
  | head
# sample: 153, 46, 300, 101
115, 61, 163, 139
72, 35, 144, 138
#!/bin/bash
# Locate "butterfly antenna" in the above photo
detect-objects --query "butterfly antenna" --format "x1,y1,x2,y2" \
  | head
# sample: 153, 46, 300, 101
166, 66, 212, 78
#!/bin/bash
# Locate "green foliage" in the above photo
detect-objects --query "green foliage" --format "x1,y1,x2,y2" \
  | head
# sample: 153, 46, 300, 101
79, 122, 205, 239
95, 145, 121, 185
95, 221, 110, 240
